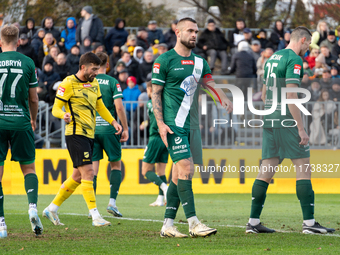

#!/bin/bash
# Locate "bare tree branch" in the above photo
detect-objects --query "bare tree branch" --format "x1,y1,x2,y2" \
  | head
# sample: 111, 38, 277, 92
283, 0, 293, 25
181, 0, 222, 23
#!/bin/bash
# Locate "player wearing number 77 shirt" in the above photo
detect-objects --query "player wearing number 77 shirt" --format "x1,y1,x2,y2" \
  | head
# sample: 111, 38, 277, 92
0, 25, 43, 238
246, 26, 335, 234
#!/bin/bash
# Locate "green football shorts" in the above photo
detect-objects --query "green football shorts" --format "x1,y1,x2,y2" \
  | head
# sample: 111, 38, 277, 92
142, 135, 169, 164
262, 127, 310, 163
0, 129, 35, 164
92, 133, 121, 162
167, 125, 203, 165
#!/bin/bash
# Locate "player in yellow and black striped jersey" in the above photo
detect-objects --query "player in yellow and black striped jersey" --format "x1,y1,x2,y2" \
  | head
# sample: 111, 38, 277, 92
43, 52, 122, 227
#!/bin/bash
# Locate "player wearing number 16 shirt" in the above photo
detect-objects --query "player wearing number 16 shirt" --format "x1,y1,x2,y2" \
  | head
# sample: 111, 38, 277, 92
246, 26, 335, 234
0, 25, 43, 238
152, 17, 233, 238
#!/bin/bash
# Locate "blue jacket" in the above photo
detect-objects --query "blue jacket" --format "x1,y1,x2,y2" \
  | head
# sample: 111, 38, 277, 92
61, 17, 77, 50
123, 85, 141, 112
105, 18, 128, 54
147, 28, 164, 45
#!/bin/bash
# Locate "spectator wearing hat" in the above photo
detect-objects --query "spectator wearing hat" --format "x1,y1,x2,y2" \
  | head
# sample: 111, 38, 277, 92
109, 41, 122, 70
92, 42, 105, 53
41, 17, 61, 42
329, 78, 340, 101
164, 20, 177, 50
20, 17, 37, 42
17, 33, 37, 66
108, 61, 126, 80
197, 18, 228, 74
105, 18, 128, 55
255, 28, 269, 50
228, 18, 246, 55
60, 17, 77, 52
79, 36, 92, 55
137, 26, 149, 51
153, 43, 167, 61
250, 40, 262, 63
38, 59, 61, 102
331, 65, 340, 79
268, 20, 284, 51
320, 30, 337, 52
118, 67, 129, 90
31, 28, 45, 55
76, 5, 104, 45
121, 34, 137, 56
119, 51, 139, 78
243, 28, 253, 45
278, 30, 291, 51
123, 76, 141, 122
138, 50, 154, 88
147, 20, 164, 45
66, 45, 81, 74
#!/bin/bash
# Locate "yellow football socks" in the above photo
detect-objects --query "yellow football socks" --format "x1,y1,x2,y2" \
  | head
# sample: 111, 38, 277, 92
52, 177, 80, 207
81, 180, 97, 210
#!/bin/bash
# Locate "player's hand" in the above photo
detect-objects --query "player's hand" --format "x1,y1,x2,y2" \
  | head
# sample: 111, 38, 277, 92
64, 113, 71, 123
112, 120, 122, 135
31, 120, 36, 131
158, 122, 173, 148
120, 130, 129, 142
298, 129, 309, 145
222, 98, 233, 114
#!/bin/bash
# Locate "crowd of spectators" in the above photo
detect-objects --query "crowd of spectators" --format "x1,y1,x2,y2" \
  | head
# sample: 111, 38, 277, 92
14, 7, 340, 146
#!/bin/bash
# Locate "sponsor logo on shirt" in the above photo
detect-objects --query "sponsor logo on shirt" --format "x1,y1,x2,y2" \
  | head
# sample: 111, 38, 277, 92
84, 152, 89, 158
181, 60, 194, 65
180, 74, 198, 96
175, 137, 182, 144
117, 84, 122, 92
57, 86, 65, 96
294, 64, 301, 75
83, 83, 92, 88
153, 63, 160, 74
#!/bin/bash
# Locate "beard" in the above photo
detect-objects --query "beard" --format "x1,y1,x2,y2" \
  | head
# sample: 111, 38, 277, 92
181, 38, 196, 49
84, 72, 95, 82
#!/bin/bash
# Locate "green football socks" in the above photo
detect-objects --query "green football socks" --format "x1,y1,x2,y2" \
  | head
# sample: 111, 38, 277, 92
177, 179, 196, 219
250, 179, 269, 219
110, 170, 122, 200
296, 180, 315, 220
164, 181, 180, 219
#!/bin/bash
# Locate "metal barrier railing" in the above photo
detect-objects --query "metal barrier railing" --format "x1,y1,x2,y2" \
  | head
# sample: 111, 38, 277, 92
35, 99, 340, 150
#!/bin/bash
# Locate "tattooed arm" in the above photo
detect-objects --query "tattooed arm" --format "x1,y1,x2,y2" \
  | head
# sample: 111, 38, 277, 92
152, 84, 173, 147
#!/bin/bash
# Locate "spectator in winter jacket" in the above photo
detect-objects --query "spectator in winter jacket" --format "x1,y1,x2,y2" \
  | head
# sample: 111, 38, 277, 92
123, 76, 141, 121
109, 41, 122, 70
320, 45, 338, 68
19, 17, 37, 42
60, 17, 77, 51
121, 34, 137, 56
250, 40, 262, 63
228, 18, 246, 54
38, 59, 61, 102
331, 38, 340, 60
320, 30, 337, 53
79, 36, 92, 55
310, 20, 329, 50
137, 26, 149, 51
197, 19, 228, 74
306, 48, 320, 69
268, 20, 284, 51
329, 79, 340, 101
164, 20, 177, 50
17, 33, 37, 66
120, 51, 139, 78
66, 45, 81, 75
147, 20, 164, 45
53, 52, 69, 80
228, 41, 257, 97
138, 50, 154, 86
42, 45, 59, 70
133, 46, 144, 64
41, 17, 61, 42
38, 33, 58, 69
105, 18, 128, 55
76, 5, 104, 45
278, 30, 291, 51
31, 28, 45, 55
108, 61, 126, 80
255, 28, 269, 50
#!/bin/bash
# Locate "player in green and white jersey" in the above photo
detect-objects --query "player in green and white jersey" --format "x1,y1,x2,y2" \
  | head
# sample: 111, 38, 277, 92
152, 18, 233, 238
0, 25, 43, 237
91, 52, 128, 217
246, 27, 335, 234
141, 81, 168, 207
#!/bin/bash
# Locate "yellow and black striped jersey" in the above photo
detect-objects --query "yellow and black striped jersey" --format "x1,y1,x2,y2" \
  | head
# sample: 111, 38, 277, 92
52, 74, 114, 139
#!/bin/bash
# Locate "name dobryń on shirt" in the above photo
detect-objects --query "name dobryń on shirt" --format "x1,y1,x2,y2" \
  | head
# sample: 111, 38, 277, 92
0, 60, 22, 67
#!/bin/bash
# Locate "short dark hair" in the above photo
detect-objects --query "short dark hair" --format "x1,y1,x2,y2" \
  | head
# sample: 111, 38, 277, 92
178, 17, 197, 25
95, 52, 108, 67
79, 52, 101, 69
146, 81, 152, 88
290, 26, 312, 42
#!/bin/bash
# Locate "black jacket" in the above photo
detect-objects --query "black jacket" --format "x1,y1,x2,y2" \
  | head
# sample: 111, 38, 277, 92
331, 43, 340, 58
76, 15, 104, 44
41, 17, 61, 42
228, 28, 243, 48
126, 59, 140, 79
17, 43, 37, 67
53, 62, 70, 80
229, 51, 257, 78
66, 54, 80, 75
164, 29, 176, 50
19, 18, 37, 41
104, 18, 128, 54
137, 36, 149, 51
138, 61, 153, 84
197, 28, 228, 51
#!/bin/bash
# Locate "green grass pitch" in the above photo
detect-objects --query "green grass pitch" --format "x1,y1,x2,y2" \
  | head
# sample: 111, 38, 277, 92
1, 194, 340, 254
